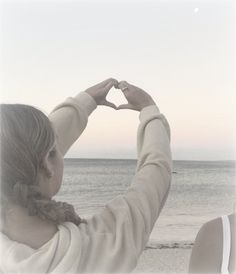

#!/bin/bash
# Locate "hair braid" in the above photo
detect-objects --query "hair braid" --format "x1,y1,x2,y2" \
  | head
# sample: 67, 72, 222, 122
12, 181, 86, 225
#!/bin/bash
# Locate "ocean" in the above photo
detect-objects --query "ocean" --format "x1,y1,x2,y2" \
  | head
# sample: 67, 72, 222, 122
55, 159, 236, 249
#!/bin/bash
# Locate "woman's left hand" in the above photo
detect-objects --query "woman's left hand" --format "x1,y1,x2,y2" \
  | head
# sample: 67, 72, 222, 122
84, 78, 119, 110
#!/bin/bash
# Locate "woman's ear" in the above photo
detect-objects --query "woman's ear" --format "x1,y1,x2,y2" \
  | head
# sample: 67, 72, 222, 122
40, 152, 54, 179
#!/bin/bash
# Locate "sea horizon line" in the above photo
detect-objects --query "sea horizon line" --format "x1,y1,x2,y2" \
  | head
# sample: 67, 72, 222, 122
64, 158, 236, 163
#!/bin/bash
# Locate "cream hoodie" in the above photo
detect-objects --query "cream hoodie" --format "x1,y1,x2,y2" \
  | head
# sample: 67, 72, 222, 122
0, 92, 172, 273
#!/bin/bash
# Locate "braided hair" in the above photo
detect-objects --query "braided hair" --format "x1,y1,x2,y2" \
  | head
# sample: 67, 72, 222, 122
0, 104, 84, 226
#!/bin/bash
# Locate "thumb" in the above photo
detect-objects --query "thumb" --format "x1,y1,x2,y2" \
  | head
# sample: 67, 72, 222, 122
117, 103, 135, 110
103, 100, 117, 110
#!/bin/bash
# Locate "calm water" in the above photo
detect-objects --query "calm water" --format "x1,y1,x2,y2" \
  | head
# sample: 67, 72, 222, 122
55, 159, 236, 248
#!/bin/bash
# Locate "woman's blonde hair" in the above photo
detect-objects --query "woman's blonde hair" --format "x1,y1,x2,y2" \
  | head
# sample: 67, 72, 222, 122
0, 104, 84, 226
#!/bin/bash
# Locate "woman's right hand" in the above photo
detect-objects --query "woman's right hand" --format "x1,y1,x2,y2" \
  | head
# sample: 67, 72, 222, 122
117, 81, 156, 111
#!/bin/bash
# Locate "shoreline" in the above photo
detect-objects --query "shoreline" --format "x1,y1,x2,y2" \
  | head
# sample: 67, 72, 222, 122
146, 240, 193, 250
133, 241, 193, 273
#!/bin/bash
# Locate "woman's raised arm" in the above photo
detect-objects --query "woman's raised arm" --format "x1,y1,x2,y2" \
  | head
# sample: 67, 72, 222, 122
48, 78, 118, 156
76, 82, 172, 273
48, 92, 97, 156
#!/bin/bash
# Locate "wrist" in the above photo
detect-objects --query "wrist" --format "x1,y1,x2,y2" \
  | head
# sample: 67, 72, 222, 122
73, 92, 98, 115
140, 100, 156, 111
139, 104, 160, 121
84, 91, 98, 104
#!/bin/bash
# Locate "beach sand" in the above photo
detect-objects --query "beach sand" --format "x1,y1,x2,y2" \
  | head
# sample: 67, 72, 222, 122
134, 248, 192, 273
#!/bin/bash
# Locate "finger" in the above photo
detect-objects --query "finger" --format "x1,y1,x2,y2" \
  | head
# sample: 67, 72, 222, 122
105, 79, 119, 90
106, 79, 119, 89
118, 81, 140, 92
118, 81, 129, 89
98, 78, 117, 88
113, 80, 119, 89
117, 103, 135, 110
118, 81, 131, 93
103, 100, 117, 110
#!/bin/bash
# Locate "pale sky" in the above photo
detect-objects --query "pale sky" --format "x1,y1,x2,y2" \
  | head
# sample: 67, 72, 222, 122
0, 0, 235, 160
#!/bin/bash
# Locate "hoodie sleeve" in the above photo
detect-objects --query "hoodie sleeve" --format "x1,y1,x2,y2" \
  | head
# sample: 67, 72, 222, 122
78, 104, 172, 273
48, 92, 97, 156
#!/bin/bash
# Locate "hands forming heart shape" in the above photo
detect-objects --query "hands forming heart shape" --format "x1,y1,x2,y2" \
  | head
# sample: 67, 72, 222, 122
84, 78, 156, 112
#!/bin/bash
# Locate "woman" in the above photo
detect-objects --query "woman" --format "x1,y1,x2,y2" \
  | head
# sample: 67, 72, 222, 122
189, 213, 236, 273
0, 78, 172, 273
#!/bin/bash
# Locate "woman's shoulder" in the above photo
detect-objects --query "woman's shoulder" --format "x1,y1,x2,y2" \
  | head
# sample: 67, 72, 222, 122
1, 221, 81, 251
189, 217, 223, 273
201, 213, 235, 234
189, 214, 236, 273
195, 217, 222, 248
1, 223, 57, 251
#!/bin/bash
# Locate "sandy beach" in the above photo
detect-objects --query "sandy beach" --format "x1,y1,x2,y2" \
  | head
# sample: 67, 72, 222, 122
134, 248, 192, 273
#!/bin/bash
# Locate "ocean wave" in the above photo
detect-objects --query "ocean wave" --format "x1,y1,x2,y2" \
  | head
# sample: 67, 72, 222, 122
145, 241, 193, 250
